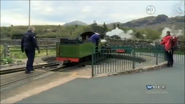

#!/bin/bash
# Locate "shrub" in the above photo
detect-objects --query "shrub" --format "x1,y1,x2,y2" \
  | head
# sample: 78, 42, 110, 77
0, 57, 14, 64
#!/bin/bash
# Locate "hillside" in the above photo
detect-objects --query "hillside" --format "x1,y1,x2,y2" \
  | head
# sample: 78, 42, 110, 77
62, 14, 184, 30
1, 14, 184, 30
119, 15, 184, 30
1, 14, 184, 40
63, 20, 88, 26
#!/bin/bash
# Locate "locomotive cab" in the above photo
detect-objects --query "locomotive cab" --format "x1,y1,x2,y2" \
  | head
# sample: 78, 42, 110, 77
79, 31, 95, 42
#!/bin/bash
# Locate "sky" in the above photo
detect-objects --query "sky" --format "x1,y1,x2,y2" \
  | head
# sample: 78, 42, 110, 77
1, 0, 184, 26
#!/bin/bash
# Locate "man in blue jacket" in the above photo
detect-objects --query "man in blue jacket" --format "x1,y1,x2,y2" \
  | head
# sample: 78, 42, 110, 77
88, 32, 103, 52
21, 26, 40, 74
88, 32, 101, 45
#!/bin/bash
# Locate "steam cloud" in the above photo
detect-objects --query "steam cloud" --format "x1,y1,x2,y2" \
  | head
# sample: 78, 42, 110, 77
106, 27, 133, 39
153, 27, 184, 44
105, 27, 184, 41
161, 27, 184, 39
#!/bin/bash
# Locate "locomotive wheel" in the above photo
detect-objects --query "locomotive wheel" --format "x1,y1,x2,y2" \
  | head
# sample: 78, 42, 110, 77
78, 57, 86, 67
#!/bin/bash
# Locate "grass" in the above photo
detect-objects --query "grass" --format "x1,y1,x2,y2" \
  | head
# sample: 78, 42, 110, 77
1, 57, 14, 65
9, 49, 56, 59
0, 45, 56, 65
0, 45, 56, 59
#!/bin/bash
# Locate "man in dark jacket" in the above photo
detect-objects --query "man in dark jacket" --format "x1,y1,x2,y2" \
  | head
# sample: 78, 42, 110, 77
88, 33, 102, 52
21, 26, 40, 74
88, 33, 101, 44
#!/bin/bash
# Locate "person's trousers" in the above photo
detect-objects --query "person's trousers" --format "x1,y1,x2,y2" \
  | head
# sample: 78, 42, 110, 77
25, 49, 35, 72
164, 50, 174, 67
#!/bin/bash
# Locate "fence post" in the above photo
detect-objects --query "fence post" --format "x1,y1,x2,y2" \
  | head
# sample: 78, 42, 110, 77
3, 43, 6, 57
132, 48, 135, 69
3, 43, 9, 57
7, 46, 10, 57
154, 47, 156, 57
155, 46, 158, 65
91, 49, 94, 77
46, 45, 48, 55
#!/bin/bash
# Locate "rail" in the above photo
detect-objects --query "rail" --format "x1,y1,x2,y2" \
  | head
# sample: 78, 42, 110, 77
2, 43, 56, 57
0, 63, 58, 75
0, 58, 92, 90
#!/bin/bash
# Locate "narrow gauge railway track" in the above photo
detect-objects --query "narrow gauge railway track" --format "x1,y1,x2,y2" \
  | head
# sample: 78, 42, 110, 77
0, 56, 58, 75
0, 63, 59, 75
0, 61, 89, 89
0, 53, 108, 91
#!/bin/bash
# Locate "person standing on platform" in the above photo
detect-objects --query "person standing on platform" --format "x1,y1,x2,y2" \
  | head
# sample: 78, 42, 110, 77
161, 31, 174, 67
21, 26, 40, 74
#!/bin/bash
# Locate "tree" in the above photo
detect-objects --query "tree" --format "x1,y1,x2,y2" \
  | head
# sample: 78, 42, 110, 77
75, 25, 78, 28
90, 20, 105, 32
103, 22, 108, 32
117, 24, 120, 28
93, 20, 97, 26
134, 32, 144, 39
142, 29, 161, 40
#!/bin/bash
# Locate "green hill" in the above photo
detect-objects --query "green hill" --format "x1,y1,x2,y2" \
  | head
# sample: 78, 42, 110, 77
0, 14, 184, 40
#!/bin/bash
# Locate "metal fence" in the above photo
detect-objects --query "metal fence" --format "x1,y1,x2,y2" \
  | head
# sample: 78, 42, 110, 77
91, 46, 184, 77
2, 43, 56, 57
0, 38, 60, 45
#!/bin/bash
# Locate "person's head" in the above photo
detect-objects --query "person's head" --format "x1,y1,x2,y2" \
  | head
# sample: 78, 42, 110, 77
166, 31, 171, 36
27, 26, 35, 33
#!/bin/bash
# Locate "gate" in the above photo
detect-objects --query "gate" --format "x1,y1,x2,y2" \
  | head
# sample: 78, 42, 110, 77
91, 46, 167, 77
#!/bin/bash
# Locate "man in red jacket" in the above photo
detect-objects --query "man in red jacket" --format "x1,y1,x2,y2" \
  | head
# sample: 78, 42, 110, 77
161, 31, 173, 67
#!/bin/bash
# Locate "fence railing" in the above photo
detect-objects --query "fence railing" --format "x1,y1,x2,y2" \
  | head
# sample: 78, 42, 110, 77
91, 46, 184, 77
1, 42, 184, 77
2, 43, 56, 57
0, 38, 60, 45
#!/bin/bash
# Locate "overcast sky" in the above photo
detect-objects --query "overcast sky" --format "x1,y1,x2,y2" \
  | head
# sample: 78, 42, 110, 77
1, 0, 184, 26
